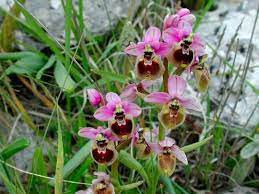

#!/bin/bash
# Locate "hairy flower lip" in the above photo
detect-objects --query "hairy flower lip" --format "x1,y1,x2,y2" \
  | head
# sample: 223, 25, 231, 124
135, 54, 164, 80
76, 172, 115, 194
110, 117, 134, 139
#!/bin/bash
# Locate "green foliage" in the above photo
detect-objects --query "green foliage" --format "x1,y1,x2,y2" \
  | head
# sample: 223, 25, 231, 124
54, 60, 76, 92
5, 53, 46, 75
0, 138, 30, 160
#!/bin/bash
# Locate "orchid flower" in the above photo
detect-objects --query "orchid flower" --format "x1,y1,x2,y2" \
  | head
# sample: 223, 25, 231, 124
163, 8, 196, 32
120, 79, 156, 102
78, 126, 118, 165
132, 127, 158, 160
125, 27, 170, 80
148, 137, 187, 176
75, 172, 115, 194
144, 75, 200, 130
87, 88, 104, 107
94, 92, 141, 139
164, 32, 206, 69
192, 54, 210, 92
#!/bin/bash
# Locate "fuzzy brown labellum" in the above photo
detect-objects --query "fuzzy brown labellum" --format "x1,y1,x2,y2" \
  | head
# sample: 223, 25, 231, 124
110, 112, 134, 139
135, 51, 164, 80
93, 181, 114, 194
167, 40, 194, 68
159, 99, 186, 130
158, 149, 176, 176
91, 134, 118, 166
194, 55, 210, 92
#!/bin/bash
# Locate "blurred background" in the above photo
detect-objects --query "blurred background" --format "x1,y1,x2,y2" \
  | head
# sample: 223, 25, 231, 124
0, 0, 258, 193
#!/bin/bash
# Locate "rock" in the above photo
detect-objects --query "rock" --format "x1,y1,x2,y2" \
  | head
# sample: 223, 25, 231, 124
0, 0, 141, 38
196, 0, 259, 128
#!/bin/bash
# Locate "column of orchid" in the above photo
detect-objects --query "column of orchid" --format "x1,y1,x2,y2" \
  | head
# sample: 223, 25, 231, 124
76, 8, 210, 194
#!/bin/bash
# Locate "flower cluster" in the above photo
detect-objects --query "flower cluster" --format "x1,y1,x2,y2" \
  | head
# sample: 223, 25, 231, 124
77, 8, 210, 193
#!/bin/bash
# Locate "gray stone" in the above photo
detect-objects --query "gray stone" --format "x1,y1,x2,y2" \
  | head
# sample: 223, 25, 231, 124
197, 0, 259, 128
0, 0, 140, 38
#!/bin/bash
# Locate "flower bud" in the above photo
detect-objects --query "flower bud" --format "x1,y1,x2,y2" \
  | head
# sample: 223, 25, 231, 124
87, 89, 104, 107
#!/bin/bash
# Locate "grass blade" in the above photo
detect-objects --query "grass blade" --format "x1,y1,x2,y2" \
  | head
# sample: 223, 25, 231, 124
0, 138, 30, 160
55, 112, 64, 194
181, 135, 213, 153
119, 150, 150, 186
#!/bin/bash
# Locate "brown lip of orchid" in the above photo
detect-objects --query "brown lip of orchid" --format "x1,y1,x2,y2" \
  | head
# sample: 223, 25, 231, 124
75, 172, 115, 194
135, 44, 165, 80
193, 54, 210, 92
168, 39, 194, 68
148, 137, 188, 176
78, 127, 118, 166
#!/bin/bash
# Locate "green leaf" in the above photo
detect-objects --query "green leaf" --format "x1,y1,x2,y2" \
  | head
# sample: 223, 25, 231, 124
28, 148, 49, 194
49, 141, 92, 186
5, 53, 46, 75
0, 51, 36, 60
119, 150, 150, 186
0, 138, 30, 160
231, 157, 255, 184
240, 142, 259, 159
160, 176, 176, 194
181, 135, 213, 153
55, 117, 64, 194
36, 55, 56, 79
118, 181, 144, 191
54, 60, 76, 92
0, 165, 25, 194
91, 69, 127, 83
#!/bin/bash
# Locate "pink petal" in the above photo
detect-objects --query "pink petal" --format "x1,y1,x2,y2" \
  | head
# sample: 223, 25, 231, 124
181, 14, 196, 26
144, 92, 171, 104
103, 129, 121, 141
148, 142, 163, 154
172, 145, 188, 165
124, 42, 146, 56
78, 127, 99, 139
151, 42, 170, 56
143, 128, 158, 143
163, 14, 179, 30
87, 89, 103, 106
120, 84, 137, 102
75, 189, 93, 194
122, 101, 141, 117
180, 98, 200, 111
94, 172, 110, 180
162, 27, 189, 46
177, 8, 190, 17
168, 75, 187, 98
191, 33, 206, 56
159, 137, 175, 147
94, 106, 114, 121
144, 26, 161, 43
106, 92, 121, 104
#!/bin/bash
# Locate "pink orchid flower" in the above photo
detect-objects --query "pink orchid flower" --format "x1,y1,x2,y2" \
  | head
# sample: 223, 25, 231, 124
132, 127, 158, 160
94, 92, 141, 139
75, 172, 115, 194
148, 137, 187, 176
125, 27, 170, 80
120, 80, 156, 102
87, 88, 104, 107
163, 8, 196, 31
78, 126, 118, 166
144, 75, 200, 130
